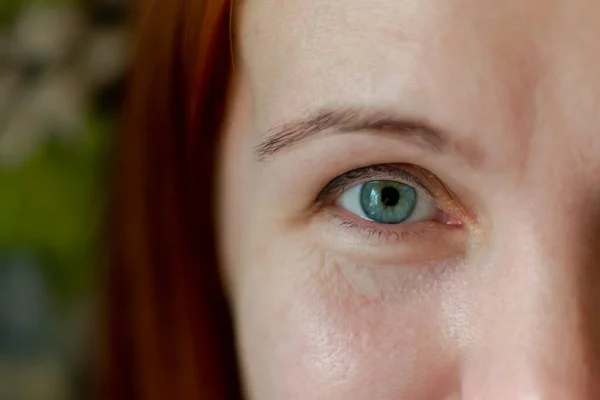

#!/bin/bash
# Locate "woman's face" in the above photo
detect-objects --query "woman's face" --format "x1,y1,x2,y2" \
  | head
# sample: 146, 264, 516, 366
217, 0, 600, 398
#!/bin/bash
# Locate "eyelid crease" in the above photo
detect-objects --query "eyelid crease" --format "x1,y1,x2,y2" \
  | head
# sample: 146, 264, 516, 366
413, 164, 476, 224
316, 164, 434, 203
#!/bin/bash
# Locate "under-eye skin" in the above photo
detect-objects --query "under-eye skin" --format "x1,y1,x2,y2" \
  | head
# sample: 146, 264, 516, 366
316, 164, 465, 241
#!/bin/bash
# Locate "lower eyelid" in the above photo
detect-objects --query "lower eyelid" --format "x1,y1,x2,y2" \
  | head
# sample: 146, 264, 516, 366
315, 211, 468, 267
325, 209, 459, 243
331, 215, 430, 242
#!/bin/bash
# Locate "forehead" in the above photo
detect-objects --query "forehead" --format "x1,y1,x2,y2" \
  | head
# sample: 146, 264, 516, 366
239, 0, 600, 74
238, 0, 600, 168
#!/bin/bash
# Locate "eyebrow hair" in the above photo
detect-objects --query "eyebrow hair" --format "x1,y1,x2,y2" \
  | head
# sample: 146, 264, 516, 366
255, 108, 480, 165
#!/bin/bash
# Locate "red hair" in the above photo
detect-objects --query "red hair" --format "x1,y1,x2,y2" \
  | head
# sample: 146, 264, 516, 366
104, 0, 241, 398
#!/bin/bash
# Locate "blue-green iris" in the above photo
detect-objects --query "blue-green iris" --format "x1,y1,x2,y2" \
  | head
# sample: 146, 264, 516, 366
360, 181, 417, 224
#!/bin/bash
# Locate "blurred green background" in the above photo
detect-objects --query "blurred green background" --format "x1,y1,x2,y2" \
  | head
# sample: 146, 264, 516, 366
0, 0, 128, 398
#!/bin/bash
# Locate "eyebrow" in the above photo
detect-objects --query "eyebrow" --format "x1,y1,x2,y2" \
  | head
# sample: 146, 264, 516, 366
255, 108, 482, 166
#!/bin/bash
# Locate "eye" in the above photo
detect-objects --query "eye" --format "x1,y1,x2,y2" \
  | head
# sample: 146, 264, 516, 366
337, 180, 437, 224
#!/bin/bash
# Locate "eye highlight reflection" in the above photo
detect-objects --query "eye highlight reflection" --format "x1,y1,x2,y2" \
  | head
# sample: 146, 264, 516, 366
338, 180, 437, 224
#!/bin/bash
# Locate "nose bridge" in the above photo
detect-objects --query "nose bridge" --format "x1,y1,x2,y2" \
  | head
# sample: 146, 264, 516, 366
461, 189, 600, 399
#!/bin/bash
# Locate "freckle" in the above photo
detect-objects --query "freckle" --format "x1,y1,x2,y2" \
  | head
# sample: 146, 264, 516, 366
338, 262, 381, 300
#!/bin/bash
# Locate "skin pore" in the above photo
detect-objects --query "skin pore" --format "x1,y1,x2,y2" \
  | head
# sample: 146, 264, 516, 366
217, 0, 600, 398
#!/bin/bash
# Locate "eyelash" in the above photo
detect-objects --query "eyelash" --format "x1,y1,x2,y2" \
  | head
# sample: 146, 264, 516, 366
316, 164, 463, 242
325, 215, 434, 242
316, 164, 434, 202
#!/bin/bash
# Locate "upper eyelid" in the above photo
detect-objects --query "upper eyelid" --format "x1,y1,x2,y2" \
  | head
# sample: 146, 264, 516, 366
316, 164, 433, 202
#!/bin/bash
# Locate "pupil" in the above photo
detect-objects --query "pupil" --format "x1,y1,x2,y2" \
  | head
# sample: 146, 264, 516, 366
381, 186, 400, 207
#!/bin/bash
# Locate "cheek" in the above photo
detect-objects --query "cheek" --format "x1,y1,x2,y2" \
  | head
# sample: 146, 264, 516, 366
233, 243, 461, 400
